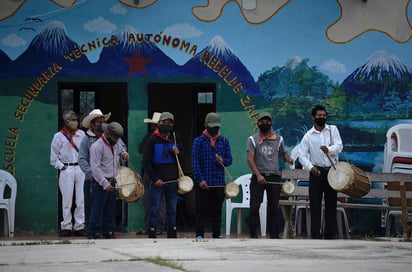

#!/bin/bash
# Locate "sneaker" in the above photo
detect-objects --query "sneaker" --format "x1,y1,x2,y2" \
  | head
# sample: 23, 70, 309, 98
74, 229, 87, 237
102, 232, 116, 239
196, 236, 204, 240
136, 229, 147, 235
148, 227, 157, 238
167, 227, 177, 238
59, 229, 72, 237
213, 235, 223, 239
88, 233, 102, 239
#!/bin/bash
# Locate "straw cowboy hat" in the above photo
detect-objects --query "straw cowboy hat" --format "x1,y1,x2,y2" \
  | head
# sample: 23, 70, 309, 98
144, 112, 161, 124
82, 109, 111, 128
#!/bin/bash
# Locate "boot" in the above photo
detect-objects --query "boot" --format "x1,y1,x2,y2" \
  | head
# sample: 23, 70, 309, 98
148, 227, 157, 238
167, 226, 177, 238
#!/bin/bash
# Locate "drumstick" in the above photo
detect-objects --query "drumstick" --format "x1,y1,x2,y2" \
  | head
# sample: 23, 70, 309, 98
326, 153, 336, 170
216, 154, 233, 182
267, 181, 287, 185
164, 180, 178, 184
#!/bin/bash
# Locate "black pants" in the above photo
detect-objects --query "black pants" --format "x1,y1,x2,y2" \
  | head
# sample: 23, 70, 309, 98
195, 185, 225, 238
309, 167, 337, 239
84, 179, 92, 236
248, 174, 281, 238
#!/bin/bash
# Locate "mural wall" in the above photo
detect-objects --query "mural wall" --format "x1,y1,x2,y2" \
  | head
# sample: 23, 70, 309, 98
1, 0, 411, 235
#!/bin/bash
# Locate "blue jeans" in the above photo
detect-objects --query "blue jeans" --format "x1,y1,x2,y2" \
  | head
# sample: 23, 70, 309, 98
147, 182, 178, 229
89, 181, 116, 235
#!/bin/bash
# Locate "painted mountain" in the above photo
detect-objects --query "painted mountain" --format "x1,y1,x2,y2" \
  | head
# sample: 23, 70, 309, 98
181, 36, 260, 97
95, 25, 181, 77
10, 21, 92, 78
341, 50, 412, 117
0, 49, 12, 77
257, 56, 336, 101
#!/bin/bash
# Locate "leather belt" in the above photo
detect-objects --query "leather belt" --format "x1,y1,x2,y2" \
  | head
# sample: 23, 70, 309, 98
314, 165, 331, 171
63, 162, 78, 166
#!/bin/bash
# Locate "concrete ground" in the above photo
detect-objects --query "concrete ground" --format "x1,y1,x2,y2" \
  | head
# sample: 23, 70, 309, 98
0, 233, 411, 272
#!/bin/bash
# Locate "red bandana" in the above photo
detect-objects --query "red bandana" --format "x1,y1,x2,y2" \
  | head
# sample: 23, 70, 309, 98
101, 134, 114, 154
258, 130, 276, 145
60, 127, 78, 150
202, 129, 221, 148
153, 129, 173, 143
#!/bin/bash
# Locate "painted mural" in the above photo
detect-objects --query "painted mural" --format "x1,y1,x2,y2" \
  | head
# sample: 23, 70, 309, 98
1, 0, 412, 234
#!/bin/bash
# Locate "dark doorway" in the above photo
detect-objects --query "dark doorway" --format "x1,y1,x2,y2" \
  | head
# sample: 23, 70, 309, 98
57, 82, 128, 233
147, 82, 216, 231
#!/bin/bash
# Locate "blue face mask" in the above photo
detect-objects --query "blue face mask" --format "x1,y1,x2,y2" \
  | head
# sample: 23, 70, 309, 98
97, 124, 104, 133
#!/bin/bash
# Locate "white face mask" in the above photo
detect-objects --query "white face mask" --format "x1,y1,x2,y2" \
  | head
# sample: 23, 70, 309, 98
68, 120, 78, 130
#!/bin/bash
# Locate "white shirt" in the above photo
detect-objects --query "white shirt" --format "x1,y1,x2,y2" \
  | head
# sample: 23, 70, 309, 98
298, 124, 343, 171
50, 129, 85, 170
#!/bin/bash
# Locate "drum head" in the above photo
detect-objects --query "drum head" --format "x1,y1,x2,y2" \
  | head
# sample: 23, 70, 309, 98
115, 166, 143, 202
225, 182, 240, 198
327, 162, 351, 191
178, 176, 194, 193
282, 181, 295, 195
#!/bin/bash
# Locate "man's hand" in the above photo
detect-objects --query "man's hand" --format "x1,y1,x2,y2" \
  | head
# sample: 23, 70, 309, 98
199, 180, 208, 190
121, 152, 129, 161
310, 166, 321, 176
320, 145, 329, 154
105, 184, 115, 192
256, 174, 267, 185
154, 179, 164, 187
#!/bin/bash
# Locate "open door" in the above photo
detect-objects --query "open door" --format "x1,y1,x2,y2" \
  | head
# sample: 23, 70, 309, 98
147, 82, 216, 231
57, 82, 128, 233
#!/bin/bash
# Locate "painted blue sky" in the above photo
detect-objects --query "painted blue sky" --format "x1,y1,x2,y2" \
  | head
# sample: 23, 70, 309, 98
0, 0, 411, 83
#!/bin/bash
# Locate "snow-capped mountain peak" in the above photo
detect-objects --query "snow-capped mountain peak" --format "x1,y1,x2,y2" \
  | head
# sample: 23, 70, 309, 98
352, 50, 412, 80
116, 25, 155, 53
205, 35, 235, 59
31, 20, 74, 55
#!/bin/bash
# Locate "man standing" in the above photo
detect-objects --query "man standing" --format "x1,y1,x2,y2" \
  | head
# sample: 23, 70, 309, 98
89, 122, 129, 239
298, 104, 343, 239
78, 109, 111, 238
247, 112, 293, 239
192, 112, 233, 239
50, 110, 86, 237
143, 112, 183, 238
136, 112, 167, 236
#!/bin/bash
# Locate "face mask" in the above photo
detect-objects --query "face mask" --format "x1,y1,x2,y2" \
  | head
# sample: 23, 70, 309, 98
106, 136, 117, 145
68, 120, 78, 130
258, 124, 271, 133
314, 118, 326, 127
206, 126, 219, 137
158, 124, 172, 134
97, 124, 104, 133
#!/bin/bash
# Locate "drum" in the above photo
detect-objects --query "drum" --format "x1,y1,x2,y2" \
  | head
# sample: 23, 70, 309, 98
225, 182, 240, 198
115, 166, 144, 202
281, 181, 295, 195
327, 162, 371, 198
178, 175, 194, 194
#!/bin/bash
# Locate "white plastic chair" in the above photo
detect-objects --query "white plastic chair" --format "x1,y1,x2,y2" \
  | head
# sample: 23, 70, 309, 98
226, 174, 267, 237
0, 170, 17, 237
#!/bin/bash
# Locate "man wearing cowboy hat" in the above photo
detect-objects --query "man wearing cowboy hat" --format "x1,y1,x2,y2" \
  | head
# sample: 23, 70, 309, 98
79, 109, 128, 238
136, 112, 167, 236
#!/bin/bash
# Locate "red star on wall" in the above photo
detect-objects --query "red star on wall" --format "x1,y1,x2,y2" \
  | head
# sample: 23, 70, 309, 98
123, 50, 152, 76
